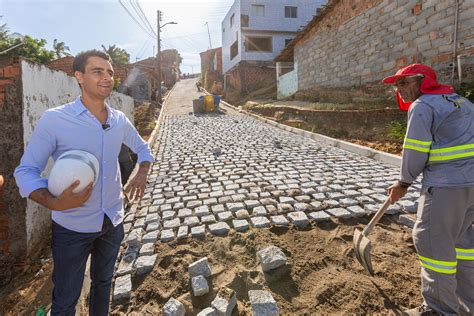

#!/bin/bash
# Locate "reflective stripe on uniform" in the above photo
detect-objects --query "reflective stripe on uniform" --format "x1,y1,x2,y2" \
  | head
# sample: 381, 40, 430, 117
456, 248, 474, 260
418, 254, 457, 274
403, 138, 432, 153
429, 144, 474, 162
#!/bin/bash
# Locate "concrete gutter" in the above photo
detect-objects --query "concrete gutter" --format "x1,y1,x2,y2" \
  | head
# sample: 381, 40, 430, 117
218, 99, 402, 168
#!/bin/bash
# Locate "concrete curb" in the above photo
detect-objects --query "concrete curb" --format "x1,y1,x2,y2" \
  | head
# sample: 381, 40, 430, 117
147, 84, 176, 147
218, 99, 402, 168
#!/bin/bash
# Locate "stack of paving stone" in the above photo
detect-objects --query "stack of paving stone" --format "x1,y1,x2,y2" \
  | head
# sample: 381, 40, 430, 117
163, 254, 280, 316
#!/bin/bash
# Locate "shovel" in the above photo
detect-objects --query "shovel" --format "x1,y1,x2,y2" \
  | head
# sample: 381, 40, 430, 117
353, 198, 391, 275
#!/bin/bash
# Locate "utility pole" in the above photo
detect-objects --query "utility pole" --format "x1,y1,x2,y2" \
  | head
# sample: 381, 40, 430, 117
156, 10, 162, 103
155, 11, 177, 103
205, 22, 212, 49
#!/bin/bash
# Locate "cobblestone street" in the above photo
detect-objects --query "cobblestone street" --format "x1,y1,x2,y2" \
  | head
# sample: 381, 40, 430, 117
112, 79, 421, 312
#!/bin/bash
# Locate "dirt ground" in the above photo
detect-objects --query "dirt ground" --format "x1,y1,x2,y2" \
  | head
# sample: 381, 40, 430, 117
134, 101, 161, 141
348, 140, 403, 155
111, 216, 422, 315
0, 243, 53, 315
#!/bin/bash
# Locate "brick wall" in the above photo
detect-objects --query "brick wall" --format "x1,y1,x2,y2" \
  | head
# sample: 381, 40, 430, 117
225, 61, 276, 95
243, 62, 275, 92
0, 57, 27, 261
295, 0, 474, 96
215, 47, 223, 74
0, 176, 7, 255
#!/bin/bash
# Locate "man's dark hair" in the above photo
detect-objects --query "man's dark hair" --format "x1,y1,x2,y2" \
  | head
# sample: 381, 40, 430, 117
73, 50, 112, 73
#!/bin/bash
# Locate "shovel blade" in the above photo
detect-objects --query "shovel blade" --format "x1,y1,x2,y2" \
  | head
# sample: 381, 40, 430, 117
353, 228, 374, 276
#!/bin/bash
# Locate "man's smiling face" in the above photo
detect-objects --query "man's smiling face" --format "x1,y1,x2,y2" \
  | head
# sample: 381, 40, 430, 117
75, 56, 114, 99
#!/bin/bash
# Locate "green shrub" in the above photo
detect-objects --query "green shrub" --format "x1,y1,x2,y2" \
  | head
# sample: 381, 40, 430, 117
458, 81, 474, 102
387, 121, 406, 142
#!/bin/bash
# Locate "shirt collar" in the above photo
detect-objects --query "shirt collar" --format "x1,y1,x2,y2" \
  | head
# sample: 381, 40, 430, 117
72, 96, 112, 121
72, 96, 88, 116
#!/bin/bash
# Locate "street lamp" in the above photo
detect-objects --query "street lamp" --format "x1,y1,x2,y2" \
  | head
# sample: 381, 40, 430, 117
156, 11, 177, 103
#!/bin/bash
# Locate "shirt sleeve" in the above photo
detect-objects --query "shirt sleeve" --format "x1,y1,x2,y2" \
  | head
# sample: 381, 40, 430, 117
122, 115, 154, 164
400, 101, 433, 184
14, 111, 57, 198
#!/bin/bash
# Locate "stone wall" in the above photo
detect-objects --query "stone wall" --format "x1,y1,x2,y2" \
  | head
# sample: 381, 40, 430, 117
295, 0, 474, 98
0, 57, 25, 261
0, 58, 134, 263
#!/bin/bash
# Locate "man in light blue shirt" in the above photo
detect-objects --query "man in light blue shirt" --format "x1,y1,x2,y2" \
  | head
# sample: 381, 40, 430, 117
14, 50, 153, 315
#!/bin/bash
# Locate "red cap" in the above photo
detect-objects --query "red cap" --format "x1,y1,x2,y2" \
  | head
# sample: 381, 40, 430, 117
383, 64, 454, 111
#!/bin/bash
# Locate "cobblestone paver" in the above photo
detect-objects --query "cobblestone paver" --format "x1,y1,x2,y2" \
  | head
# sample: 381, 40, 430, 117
134, 114, 420, 245
112, 83, 420, 301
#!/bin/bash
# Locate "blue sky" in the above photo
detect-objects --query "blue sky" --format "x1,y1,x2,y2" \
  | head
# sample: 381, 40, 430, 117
0, 0, 234, 73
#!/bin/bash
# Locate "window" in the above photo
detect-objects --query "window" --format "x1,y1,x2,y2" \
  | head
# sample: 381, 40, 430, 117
241, 14, 249, 27
245, 36, 272, 52
251, 4, 265, 16
230, 40, 239, 60
230, 13, 235, 27
285, 39, 293, 46
285, 6, 297, 18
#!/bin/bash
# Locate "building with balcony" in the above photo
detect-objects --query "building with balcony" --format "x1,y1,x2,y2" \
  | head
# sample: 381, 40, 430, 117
221, 0, 326, 95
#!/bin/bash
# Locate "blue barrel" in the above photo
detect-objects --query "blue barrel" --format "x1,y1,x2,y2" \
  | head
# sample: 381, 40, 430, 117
213, 95, 221, 107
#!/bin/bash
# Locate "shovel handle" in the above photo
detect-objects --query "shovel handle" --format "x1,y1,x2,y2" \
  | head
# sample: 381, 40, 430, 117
362, 198, 391, 236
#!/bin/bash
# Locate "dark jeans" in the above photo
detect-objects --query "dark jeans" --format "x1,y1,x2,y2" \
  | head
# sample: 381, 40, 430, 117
51, 216, 124, 316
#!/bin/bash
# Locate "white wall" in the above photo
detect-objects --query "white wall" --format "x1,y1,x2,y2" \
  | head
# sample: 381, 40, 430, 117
240, 0, 325, 32
222, 0, 326, 73
242, 31, 295, 61
222, 0, 242, 73
20, 60, 134, 254
277, 63, 298, 99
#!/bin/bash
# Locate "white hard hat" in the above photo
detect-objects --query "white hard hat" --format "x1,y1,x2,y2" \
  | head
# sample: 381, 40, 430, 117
48, 150, 100, 197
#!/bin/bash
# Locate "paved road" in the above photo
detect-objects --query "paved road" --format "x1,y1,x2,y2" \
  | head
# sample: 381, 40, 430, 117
139, 78, 420, 242
112, 79, 419, 301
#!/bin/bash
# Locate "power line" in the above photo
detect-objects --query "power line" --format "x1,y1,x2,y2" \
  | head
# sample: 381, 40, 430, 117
162, 32, 208, 40
118, 0, 156, 40
130, 0, 156, 37
136, 39, 151, 59
129, 0, 154, 35
168, 30, 203, 52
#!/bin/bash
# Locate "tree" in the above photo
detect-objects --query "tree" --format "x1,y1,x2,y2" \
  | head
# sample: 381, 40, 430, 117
101, 44, 130, 64
0, 19, 56, 63
53, 38, 71, 58
0, 16, 9, 41
0, 35, 55, 64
